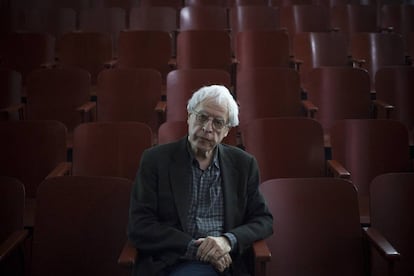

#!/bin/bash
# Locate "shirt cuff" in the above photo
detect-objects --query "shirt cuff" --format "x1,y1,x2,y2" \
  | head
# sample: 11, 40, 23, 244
222, 233, 238, 252
184, 239, 198, 260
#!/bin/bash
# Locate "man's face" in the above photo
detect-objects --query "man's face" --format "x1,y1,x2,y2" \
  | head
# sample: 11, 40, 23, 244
187, 98, 230, 154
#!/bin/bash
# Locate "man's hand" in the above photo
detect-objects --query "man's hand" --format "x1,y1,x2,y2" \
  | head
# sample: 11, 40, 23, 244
195, 236, 232, 271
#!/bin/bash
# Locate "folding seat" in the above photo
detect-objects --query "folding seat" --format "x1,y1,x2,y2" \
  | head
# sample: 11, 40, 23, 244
242, 117, 327, 182
350, 32, 407, 90
0, 68, 24, 121
329, 119, 412, 225
380, 4, 414, 36
258, 177, 400, 276
236, 67, 305, 129
0, 32, 55, 84
30, 176, 132, 276
304, 67, 372, 145
162, 69, 231, 122
330, 4, 379, 34
179, 6, 229, 31
292, 32, 352, 91
140, 0, 183, 9
56, 31, 113, 85
68, 122, 153, 180
176, 30, 234, 76
25, 67, 95, 147
406, 31, 414, 59
129, 6, 177, 33
230, 6, 280, 51
269, 0, 313, 6
369, 173, 414, 276
96, 68, 163, 133
185, 0, 229, 6
233, 0, 268, 5
79, 7, 127, 54
158, 120, 239, 146
17, 7, 77, 40
115, 30, 173, 84
0, 120, 68, 227
235, 30, 295, 71
0, 177, 28, 276
374, 66, 414, 132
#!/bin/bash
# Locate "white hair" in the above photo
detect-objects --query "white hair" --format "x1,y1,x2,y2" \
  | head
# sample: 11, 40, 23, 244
187, 85, 239, 127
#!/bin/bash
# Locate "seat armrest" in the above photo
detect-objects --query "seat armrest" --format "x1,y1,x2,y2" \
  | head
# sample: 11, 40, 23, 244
253, 239, 271, 276
364, 227, 400, 260
0, 103, 25, 120
301, 100, 318, 118
290, 57, 303, 71
0, 230, 29, 262
351, 58, 366, 68
77, 101, 97, 122
155, 101, 167, 113
118, 240, 138, 267
46, 162, 72, 178
372, 99, 395, 119
327, 160, 351, 179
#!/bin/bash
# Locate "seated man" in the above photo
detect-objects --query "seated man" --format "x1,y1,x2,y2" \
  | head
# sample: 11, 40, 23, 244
128, 85, 273, 275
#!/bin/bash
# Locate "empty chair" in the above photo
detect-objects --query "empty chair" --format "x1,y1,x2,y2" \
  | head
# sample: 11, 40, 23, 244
57, 31, 113, 85
259, 177, 399, 276
292, 32, 352, 91
270, 0, 314, 6
25, 67, 95, 146
79, 7, 127, 54
115, 30, 173, 83
374, 66, 414, 131
176, 30, 234, 74
71, 122, 153, 180
0, 32, 55, 83
163, 69, 231, 122
350, 32, 407, 90
129, 6, 177, 33
158, 120, 239, 146
242, 117, 325, 182
185, 0, 229, 6
179, 6, 229, 31
96, 68, 163, 132
0, 177, 28, 276
407, 32, 414, 59
330, 4, 379, 33
0, 68, 23, 121
0, 120, 68, 227
380, 4, 414, 36
233, 0, 268, 5
329, 119, 412, 225
369, 172, 414, 276
140, 0, 183, 9
236, 67, 304, 128
235, 30, 293, 70
305, 67, 372, 145
30, 176, 132, 276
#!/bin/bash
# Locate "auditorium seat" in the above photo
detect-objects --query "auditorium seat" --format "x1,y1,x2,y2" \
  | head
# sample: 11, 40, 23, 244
330, 4, 379, 34
329, 119, 412, 225
140, 0, 183, 9
369, 172, 414, 276
259, 177, 399, 276
380, 4, 414, 36
30, 176, 131, 276
179, 6, 229, 31
185, 0, 229, 6
0, 177, 28, 276
0, 68, 24, 121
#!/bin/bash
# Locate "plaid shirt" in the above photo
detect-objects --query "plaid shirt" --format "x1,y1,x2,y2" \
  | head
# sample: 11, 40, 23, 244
184, 145, 237, 259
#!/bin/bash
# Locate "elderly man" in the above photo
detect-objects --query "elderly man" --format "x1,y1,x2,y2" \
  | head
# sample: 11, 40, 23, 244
128, 85, 273, 275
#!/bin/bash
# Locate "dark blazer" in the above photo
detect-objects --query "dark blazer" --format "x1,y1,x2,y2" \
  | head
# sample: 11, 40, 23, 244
128, 137, 273, 275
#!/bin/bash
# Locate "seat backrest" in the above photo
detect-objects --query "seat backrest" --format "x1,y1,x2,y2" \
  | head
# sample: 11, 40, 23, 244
97, 68, 162, 124
158, 120, 238, 146
306, 67, 372, 132
31, 176, 132, 276
0, 32, 55, 83
243, 117, 325, 182
235, 30, 291, 69
370, 172, 414, 276
176, 30, 233, 72
260, 177, 365, 276
236, 67, 303, 127
375, 66, 414, 130
72, 122, 152, 180
185, 0, 229, 6
330, 4, 378, 33
129, 6, 177, 32
0, 68, 22, 110
0, 121, 67, 198
140, 0, 183, 9
165, 69, 231, 122
57, 31, 113, 84
179, 6, 229, 31
25, 67, 92, 132
330, 119, 411, 197
293, 32, 351, 90
117, 30, 172, 80
0, 176, 25, 243
350, 32, 406, 89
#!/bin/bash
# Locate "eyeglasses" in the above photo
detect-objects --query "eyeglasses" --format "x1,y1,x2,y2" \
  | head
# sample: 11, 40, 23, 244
192, 110, 228, 130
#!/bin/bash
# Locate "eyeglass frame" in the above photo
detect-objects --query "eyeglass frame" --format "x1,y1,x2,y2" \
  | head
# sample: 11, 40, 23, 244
191, 110, 229, 130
